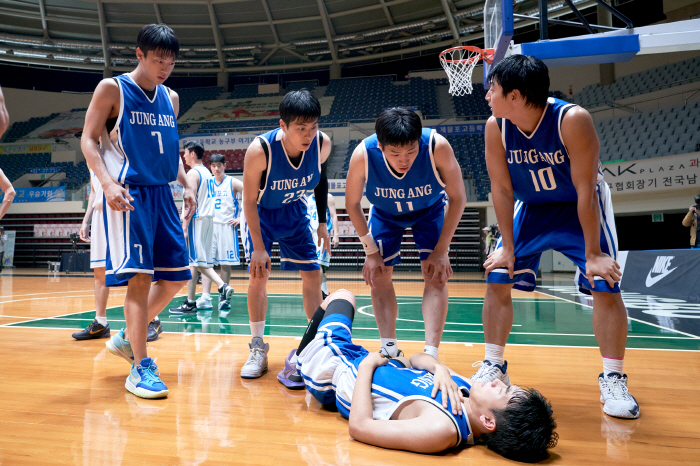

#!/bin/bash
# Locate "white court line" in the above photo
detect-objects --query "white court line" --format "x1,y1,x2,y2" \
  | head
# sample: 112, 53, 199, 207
356, 304, 523, 327
535, 289, 700, 340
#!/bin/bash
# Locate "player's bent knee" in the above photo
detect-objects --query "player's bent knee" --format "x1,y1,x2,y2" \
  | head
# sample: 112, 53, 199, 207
325, 289, 355, 308
323, 296, 355, 321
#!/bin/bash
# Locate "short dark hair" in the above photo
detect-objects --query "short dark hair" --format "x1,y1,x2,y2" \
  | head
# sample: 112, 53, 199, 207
209, 153, 225, 165
279, 89, 321, 126
488, 55, 550, 109
375, 108, 422, 147
183, 140, 204, 159
137, 24, 179, 59
478, 387, 558, 463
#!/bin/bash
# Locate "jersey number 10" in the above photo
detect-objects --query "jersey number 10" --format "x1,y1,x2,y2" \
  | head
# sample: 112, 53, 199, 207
529, 167, 557, 192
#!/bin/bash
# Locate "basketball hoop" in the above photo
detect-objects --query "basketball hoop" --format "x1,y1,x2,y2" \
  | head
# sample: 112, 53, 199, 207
439, 46, 495, 96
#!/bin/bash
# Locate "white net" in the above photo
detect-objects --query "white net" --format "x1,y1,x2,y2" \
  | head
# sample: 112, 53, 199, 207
439, 47, 483, 96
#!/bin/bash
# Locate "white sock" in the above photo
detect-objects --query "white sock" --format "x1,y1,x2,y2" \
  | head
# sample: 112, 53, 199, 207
250, 321, 265, 340
95, 315, 107, 326
380, 338, 398, 358
424, 345, 439, 359
603, 357, 624, 376
153, 316, 160, 322
202, 292, 211, 300
484, 343, 505, 366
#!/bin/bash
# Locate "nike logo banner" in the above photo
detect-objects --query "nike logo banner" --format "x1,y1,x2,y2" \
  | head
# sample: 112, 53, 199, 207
619, 250, 700, 304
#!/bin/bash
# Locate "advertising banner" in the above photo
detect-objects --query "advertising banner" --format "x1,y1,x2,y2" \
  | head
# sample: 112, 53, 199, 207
2, 231, 15, 267
29, 168, 63, 174
178, 95, 335, 124
0, 186, 66, 203
0, 143, 52, 154
180, 134, 257, 151
435, 123, 486, 135
619, 249, 700, 303
24, 109, 86, 140
602, 152, 699, 194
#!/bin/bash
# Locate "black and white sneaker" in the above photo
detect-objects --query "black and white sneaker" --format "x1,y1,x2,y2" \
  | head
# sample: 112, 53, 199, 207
169, 300, 197, 315
599, 373, 640, 419
218, 283, 234, 303
470, 360, 511, 386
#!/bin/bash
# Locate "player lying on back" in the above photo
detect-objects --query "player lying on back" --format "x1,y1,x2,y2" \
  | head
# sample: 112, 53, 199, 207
288, 289, 558, 462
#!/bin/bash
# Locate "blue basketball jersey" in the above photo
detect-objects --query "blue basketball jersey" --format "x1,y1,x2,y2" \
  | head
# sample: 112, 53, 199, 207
103, 74, 179, 186
371, 365, 473, 446
257, 127, 321, 210
365, 128, 446, 216
502, 97, 603, 204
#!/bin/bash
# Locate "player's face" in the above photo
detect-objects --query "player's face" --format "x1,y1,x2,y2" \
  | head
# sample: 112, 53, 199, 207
378, 141, 420, 174
280, 118, 319, 155
485, 80, 512, 118
137, 48, 176, 85
183, 149, 196, 166
210, 161, 225, 178
470, 379, 517, 415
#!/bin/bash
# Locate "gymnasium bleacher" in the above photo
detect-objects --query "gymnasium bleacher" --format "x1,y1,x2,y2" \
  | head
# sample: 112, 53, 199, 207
1, 113, 61, 143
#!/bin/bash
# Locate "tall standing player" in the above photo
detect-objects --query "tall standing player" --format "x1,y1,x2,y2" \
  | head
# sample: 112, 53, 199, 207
200, 153, 243, 312
240, 89, 331, 380
307, 192, 339, 298
476, 55, 638, 419
169, 141, 234, 315
345, 108, 466, 360
81, 24, 196, 399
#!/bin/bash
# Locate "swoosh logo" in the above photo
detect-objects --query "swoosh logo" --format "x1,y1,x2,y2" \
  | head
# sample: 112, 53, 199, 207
645, 267, 677, 287
90, 328, 104, 335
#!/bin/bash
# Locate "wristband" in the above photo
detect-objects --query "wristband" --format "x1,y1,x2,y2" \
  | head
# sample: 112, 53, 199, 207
359, 232, 379, 255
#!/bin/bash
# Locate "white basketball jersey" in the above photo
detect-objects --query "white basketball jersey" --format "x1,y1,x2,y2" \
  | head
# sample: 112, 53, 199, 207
89, 169, 104, 211
213, 176, 239, 224
192, 164, 215, 218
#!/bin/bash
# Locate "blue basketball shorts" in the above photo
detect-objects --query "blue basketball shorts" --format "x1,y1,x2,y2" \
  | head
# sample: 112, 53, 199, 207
368, 200, 446, 267
487, 182, 620, 294
241, 200, 320, 271
103, 184, 191, 287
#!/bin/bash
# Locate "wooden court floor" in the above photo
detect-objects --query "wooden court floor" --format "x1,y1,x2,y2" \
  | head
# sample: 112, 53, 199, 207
0, 269, 698, 465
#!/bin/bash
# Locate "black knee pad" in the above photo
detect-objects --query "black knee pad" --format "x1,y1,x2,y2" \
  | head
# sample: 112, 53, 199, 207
324, 299, 355, 321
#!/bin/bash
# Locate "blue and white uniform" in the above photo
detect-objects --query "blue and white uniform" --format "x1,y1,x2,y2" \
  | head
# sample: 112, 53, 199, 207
297, 312, 474, 447
89, 169, 106, 269
363, 128, 447, 266
241, 127, 321, 271
211, 175, 241, 266
487, 97, 619, 294
307, 193, 333, 267
187, 164, 215, 268
100, 74, 190, 286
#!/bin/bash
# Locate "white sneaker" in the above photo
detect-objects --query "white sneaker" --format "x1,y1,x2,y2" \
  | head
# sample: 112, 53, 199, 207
196, 295, 213, 310
470, 360, 511, 386
240, 337, 269, 379
599, 373, 640, 419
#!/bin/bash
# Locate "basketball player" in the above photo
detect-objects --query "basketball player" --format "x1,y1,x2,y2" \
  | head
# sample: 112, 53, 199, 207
307, 192, 339, 298
73, 171, 163, 341
81, 24, 196, 399
286, 289, 557, 462
199, 153, 243, 313
169, 141, 234, 315
476, 55, 639, 419
240, 89, 331, 380
0, 85, 9, 138
0, 168, 15, 220
345, 108, 466, 360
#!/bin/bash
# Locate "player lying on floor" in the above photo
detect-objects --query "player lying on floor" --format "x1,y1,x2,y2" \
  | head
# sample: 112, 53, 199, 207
280, 289, 558, 462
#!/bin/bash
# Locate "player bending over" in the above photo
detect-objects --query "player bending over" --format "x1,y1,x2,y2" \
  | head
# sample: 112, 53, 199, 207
286, 289, 557, 462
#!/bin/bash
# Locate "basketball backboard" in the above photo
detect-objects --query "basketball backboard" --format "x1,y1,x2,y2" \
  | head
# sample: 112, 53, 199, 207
483, 0, 514, 89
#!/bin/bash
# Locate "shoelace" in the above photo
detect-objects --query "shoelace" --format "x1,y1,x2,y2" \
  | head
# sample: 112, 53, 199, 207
140, 364, 162, 384
606, 376, 632, 400
245, 347, 266, 366
471, 361, 499, 381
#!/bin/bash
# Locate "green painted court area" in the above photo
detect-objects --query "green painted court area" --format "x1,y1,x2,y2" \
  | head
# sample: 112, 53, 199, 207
9, 294, 700, 351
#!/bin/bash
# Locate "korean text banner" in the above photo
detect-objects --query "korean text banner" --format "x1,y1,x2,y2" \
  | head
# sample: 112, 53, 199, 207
602, 152, 699, 194
178, 96, 334, 124
0, 187, 66, 203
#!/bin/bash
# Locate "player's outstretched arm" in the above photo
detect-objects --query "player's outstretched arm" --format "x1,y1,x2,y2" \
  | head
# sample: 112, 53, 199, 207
80, 182, 96, 242
229, 177, 244, 227
0, 168, 16, 220
345, 144, 386, 286
563, 107, 620, 288
181, 167, 200, 236
348, 352, 458, 453
328, 193, 339, 247
0, 86, 9, 138
243, 138, 271, 278
314, 131, 332, 255
484, 116, 515, 278
425, 133, 467, 284
82, 79, 134, 212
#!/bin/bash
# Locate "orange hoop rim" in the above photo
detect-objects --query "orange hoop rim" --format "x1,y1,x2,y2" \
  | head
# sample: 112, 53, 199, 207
439, 46, 495, 65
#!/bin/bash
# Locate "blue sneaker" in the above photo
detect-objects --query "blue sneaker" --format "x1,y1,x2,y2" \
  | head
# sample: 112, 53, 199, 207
126, 358, 169, 399
106, 329, 134, 363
